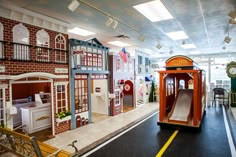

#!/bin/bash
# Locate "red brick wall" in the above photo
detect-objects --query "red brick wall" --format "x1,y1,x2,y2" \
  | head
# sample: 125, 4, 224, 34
0, 16, 69, 76
53, 79, 71, 134
0, 17, 70, 134
109, 55, 136, 115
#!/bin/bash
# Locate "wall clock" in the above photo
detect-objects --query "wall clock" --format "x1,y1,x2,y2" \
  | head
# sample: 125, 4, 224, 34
226, 61, 236, 78
226, 61, 236, 107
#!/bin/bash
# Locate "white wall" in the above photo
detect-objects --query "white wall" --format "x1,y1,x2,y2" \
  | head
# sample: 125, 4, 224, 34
91, 79, 108, 115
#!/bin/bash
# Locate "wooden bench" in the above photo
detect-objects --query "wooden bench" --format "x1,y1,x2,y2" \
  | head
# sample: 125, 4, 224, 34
0, 127, 73, 157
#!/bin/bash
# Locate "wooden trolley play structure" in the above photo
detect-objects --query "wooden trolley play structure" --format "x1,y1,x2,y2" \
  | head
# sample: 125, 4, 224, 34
158, 55, 206, 128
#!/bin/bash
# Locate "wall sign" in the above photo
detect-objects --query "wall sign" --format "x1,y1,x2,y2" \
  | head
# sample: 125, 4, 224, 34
55, 68, 68, 74
73, 49, 85, 55
124, 84, 131, 91
0, 66, 5, 72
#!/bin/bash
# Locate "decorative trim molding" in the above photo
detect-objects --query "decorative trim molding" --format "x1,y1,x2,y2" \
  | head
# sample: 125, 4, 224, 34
0, 84, 8, 88
0, 73, 68, 80
0, 3, 69, 33
54, 81, 69, 86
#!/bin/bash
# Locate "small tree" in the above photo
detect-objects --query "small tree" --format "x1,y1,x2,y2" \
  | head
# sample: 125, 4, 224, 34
149, 81, 156, 102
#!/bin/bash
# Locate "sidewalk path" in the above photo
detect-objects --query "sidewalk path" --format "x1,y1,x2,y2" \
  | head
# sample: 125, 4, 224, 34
44, 102, 158, 155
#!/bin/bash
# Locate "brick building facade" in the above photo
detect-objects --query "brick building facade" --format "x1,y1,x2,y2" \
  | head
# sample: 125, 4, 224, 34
0, 16, 70, 135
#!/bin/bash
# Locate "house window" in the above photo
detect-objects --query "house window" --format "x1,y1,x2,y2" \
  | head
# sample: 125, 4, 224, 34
55, 34, 67, 63
138, 55, 142, 73
114, 89, 120, 106
55, 83, 68, 113
36, 29, 50, 62
0, 88, 5, 127
81, 52, 103, 67
123, 62, 127, 72
0, 22, 3, 59
12, 23, 30, 60
116, 58, 121, 72
75, 78, 88, 113
128, 59, 133, 72
138, 55, 142, 64
145, 57, 150, 73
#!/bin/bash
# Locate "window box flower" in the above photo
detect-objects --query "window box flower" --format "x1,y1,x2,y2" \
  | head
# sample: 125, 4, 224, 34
55, 111, 72, 125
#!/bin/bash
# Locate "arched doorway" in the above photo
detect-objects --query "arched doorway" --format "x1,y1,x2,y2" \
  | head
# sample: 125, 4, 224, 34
123, 80, 135, 112
10, 72, 54, 141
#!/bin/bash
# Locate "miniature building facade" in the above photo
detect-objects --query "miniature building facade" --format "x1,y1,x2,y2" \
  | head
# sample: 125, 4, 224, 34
69, 38, 109, 129
109, 51, 135, 115
158, 55, 206, 128
135, 50, 152, 105
0, 16, 70, 135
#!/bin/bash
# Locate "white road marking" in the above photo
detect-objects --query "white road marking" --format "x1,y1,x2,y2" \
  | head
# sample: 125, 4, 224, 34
80, 111, 158, 157
222, 106, 236, 157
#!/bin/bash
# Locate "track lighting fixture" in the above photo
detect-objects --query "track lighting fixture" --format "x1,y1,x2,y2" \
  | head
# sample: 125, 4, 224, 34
229, 18, 236, 24
105, 17, 113, 27
105, 17, 118, 29
68, 0, 80, 12
224, 36, 231, 44
228, 10, 236, 19
138, 34, 145, 42
156, 43, 162, 49
112, 20, 118, 29
224, 34, 231, 44
169, 50, 174, 55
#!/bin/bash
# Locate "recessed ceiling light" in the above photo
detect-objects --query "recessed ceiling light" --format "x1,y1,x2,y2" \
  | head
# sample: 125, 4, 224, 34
181, 44, 196, 49
166, 31, 188, 40
108, 41, 130, 47
133, 0, 173, 22
189, 51, 200, 54
68, 27, 96, 36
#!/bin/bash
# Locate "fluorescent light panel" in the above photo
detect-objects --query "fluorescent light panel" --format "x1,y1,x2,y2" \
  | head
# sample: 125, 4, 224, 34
181, 44, 196, 49
68, 27, 95, 36
133, 0, 173, 22
108, 41, 130, 47
166, 31, 188, 40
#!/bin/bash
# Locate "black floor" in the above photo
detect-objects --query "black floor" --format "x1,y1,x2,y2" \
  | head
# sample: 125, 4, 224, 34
85, 105, 234, 157
163, 106, 231, 157
226, 106, 236, 147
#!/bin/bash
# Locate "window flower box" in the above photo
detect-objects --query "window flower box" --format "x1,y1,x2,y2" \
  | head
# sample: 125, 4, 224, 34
56, 116, 71, 125
56, 111, 71, 126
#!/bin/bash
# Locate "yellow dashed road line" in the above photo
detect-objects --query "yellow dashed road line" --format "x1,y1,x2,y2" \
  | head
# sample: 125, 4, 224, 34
156, 130, 179, 157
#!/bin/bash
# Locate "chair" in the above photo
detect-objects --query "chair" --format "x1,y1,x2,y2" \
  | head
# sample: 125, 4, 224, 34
212, 88, 229, 106
153, 88, 159, 102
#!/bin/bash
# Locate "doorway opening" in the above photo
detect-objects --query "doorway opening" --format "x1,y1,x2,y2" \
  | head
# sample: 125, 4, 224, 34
12, 78, 53, 142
